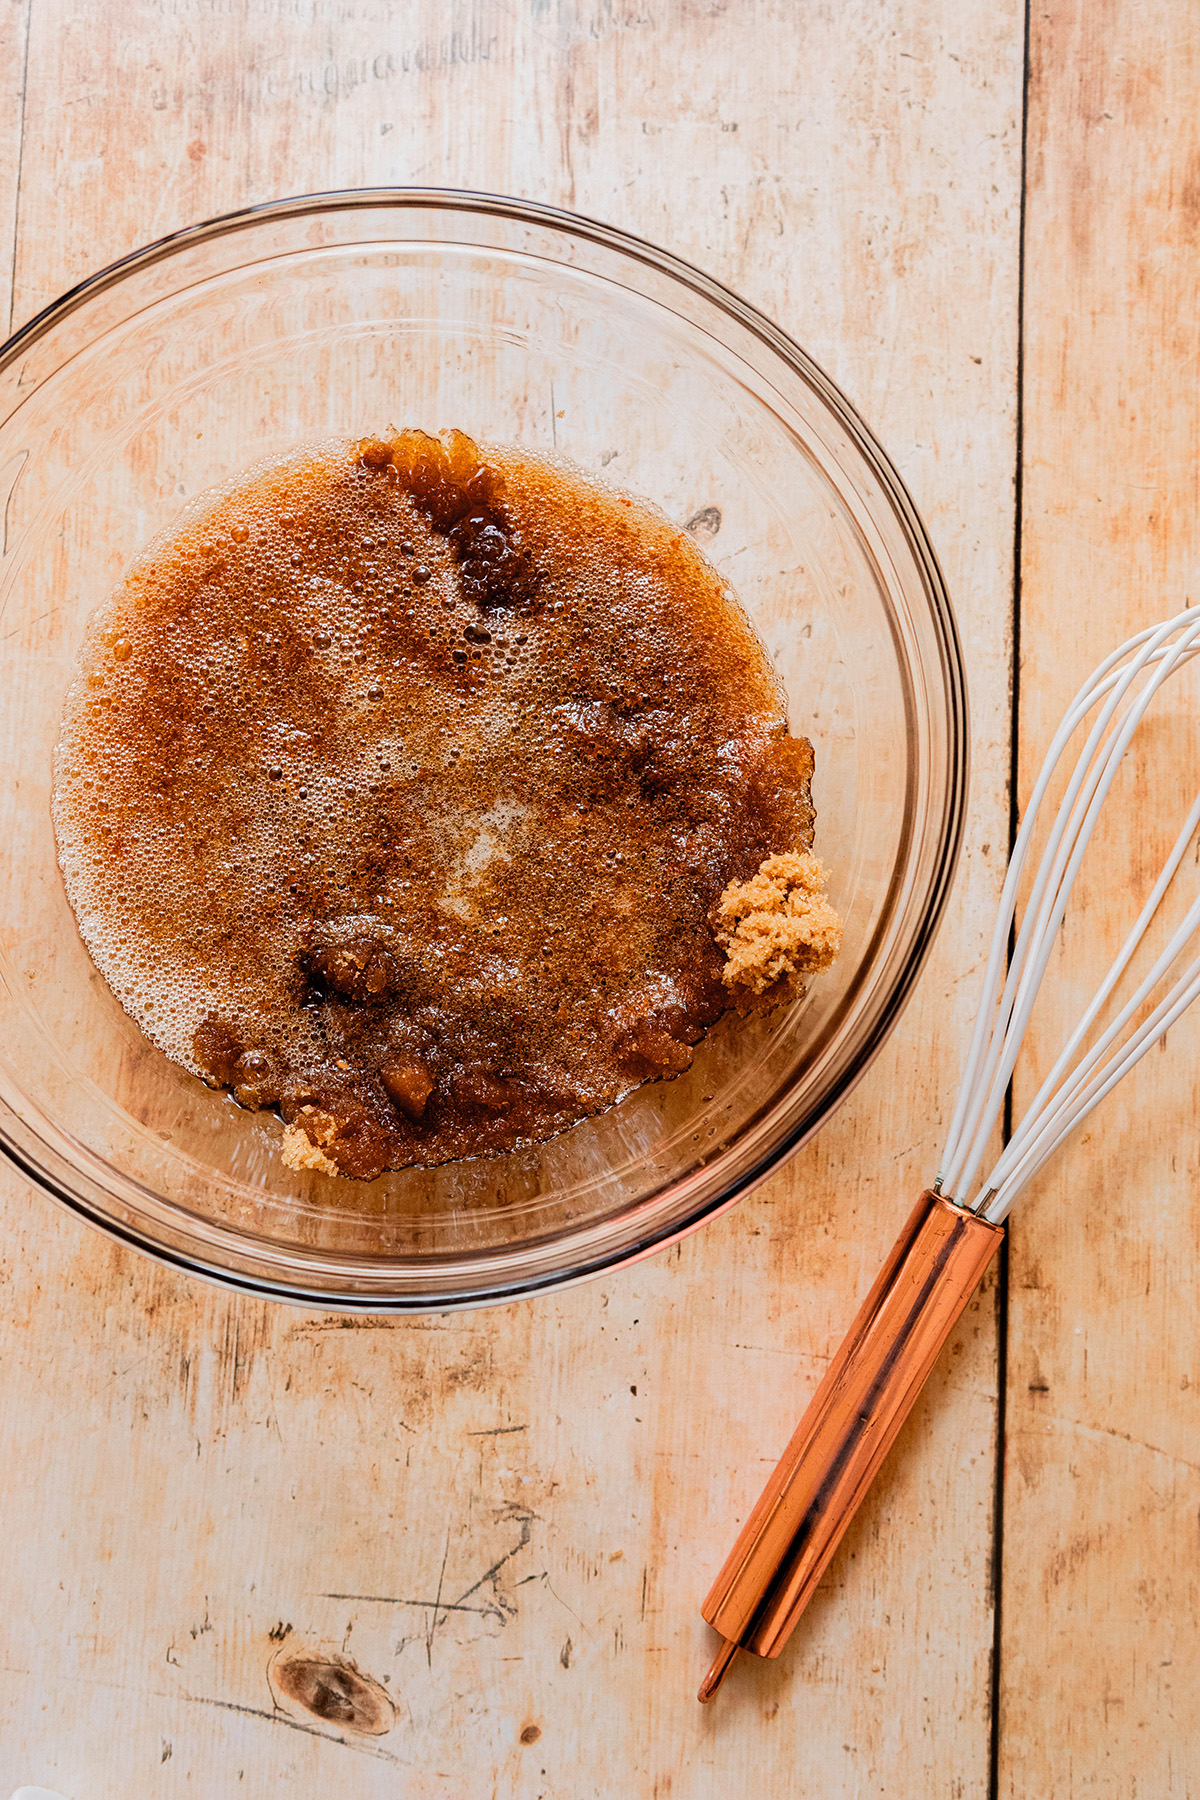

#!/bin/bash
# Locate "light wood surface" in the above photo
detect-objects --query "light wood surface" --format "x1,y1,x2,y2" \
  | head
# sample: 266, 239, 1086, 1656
1002, 4, 1200, 1794
0, 2, 1189, 1795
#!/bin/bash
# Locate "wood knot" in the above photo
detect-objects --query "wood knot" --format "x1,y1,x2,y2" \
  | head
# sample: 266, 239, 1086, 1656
683, 504, 722, 543
519, 1722, 542, 1745
271, 1652, 394, 1736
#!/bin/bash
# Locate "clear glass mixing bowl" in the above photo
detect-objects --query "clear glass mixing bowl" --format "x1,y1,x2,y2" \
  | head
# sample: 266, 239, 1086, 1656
0, 190, 965, 1309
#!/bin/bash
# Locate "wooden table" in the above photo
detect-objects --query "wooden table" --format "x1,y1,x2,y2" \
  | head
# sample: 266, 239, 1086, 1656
1, 4, 1196, 1793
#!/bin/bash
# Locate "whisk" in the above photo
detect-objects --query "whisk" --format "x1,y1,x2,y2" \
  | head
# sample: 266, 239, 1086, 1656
698, 605, 1200, 1701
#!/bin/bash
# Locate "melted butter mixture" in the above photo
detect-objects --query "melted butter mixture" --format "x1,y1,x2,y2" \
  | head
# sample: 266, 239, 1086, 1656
53, 430, 836, 1178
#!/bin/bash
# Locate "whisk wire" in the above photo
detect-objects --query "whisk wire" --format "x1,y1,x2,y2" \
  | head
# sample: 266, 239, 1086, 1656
953, 617, 1200, 1198
938, 606, 1200, 1219
937, 616, 1174, 1194
983, 900, 1200, 1219
981, 796, 1200, 1206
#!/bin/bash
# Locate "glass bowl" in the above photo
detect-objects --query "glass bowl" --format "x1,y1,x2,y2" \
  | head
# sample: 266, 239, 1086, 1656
0, 190, 965, 1310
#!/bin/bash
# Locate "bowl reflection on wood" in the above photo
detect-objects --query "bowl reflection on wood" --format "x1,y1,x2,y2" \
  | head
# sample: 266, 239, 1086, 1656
0, 190, 966, 1309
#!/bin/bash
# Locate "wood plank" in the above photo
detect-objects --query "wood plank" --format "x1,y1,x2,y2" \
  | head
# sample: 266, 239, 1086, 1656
0, 2, 1021, 1793
0, 0, 30, 330
1003, 1, 1200, 1791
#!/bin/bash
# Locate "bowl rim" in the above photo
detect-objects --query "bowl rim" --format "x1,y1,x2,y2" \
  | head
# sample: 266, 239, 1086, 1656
0, 186, 968, 1309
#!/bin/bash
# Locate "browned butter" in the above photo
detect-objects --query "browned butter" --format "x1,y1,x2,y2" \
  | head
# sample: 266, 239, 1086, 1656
53, 430, 836, 1178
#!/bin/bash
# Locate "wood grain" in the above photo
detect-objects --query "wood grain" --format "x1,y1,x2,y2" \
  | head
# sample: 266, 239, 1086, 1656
0, 3, 1020, 1794
0, 0, 29, 332
1002, 2, 1200, 1793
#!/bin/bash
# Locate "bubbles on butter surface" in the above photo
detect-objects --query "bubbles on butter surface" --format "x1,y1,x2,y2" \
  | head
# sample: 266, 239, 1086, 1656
51, 432, 806, 1172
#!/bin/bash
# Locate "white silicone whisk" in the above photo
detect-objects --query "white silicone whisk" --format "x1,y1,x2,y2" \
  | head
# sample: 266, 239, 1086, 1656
699, 605, 1200, 1701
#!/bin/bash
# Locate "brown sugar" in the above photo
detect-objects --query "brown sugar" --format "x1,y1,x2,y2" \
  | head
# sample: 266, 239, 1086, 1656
714, 851, 843, 999
53, 428, 840, 1179
280, 1115, 340, 1176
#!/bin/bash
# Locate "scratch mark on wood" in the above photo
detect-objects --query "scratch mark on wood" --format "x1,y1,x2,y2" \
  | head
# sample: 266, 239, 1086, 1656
322, 1593, 492, 1616
0, 598, 54, 641
516, 1567, 588, 1632
61, 1353, 153, 1422
0, 450, 29, 558
452, 1510, 533, 1607
1036, 1413, 1200, 1473
390, 1509, 545, 1658
426, 1526, 452, 1668
187, 1694, 406, 1764
4, 0, 32, 337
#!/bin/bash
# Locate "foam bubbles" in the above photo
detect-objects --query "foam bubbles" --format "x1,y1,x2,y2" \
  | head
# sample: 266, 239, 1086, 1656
52, 431, 813, 1177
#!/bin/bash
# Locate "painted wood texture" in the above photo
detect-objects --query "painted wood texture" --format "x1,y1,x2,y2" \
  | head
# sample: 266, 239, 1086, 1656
0, 1, 1069, 1794
1001, 3, 1200, 1794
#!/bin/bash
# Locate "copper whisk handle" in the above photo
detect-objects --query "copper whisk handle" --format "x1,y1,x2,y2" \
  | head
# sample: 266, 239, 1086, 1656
699, 1191, 1003, 1700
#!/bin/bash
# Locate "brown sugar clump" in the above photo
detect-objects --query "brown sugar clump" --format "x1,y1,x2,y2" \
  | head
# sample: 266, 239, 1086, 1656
280, 1118, 339, 1177
715, 852, 843, 999
53, 428, 839, 1180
